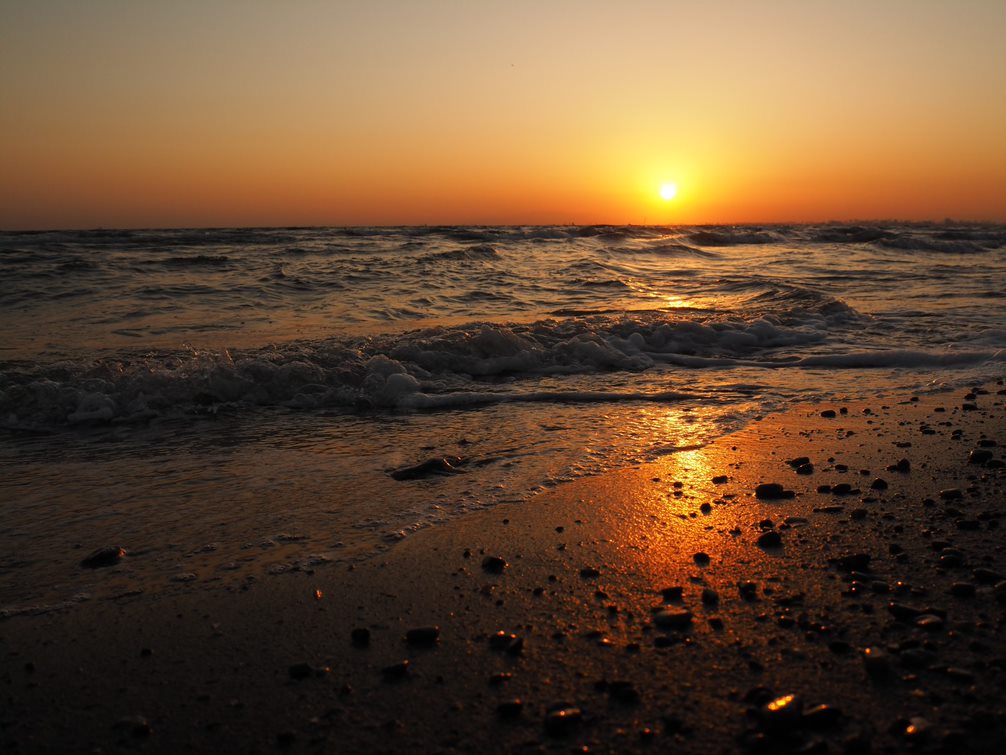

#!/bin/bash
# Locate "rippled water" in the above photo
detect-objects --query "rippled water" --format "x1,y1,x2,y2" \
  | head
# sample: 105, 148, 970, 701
2, 223, 1004, 610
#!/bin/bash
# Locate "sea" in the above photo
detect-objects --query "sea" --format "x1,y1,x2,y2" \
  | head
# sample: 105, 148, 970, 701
2, 223, 1004, 614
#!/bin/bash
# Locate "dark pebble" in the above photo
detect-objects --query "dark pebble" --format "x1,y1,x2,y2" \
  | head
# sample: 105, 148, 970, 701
580, 566, 600, 578
288, 663, 314, 680
405, 626, 440, 646
968, 449, 994, 465
788, 456, 811, 467
653, 608, 693, 630
833, 553, 871, 572
803, 704, 843, 729
497, 699, 523, 719
608, 680, 640, 704
544, 707, 583, 737
755, 483, 794, 500
939, 488, 963, 500
701, 588, 719, 605
832, 483, 854, 495
381, 660, 410, 680
757, 531, 782, 548
482, 555, 508, 574
661, 585, 684, 601
739, 581, 758, 600
712, 475, 729, 484
759, 694, 803, 732
870, 478, 888, 490
351, 628, 371, 647
796, 463, 814, 475
81, 546, 126, 569
949, 582, 976, 598
820, 410, 837, 418
693, 552, 711, 566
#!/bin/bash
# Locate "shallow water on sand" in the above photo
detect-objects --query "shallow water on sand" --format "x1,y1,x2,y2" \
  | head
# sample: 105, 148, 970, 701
1, 223, 1004, 610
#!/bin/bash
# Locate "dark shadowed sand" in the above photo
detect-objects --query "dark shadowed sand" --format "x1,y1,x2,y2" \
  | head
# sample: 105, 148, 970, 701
3, 383, 1005, 754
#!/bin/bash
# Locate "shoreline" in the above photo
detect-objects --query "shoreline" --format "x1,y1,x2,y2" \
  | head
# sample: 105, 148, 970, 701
3, 382, 1004, 753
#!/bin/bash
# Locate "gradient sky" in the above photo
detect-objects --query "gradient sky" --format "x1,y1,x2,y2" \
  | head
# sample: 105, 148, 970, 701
2, 0, 1005, 229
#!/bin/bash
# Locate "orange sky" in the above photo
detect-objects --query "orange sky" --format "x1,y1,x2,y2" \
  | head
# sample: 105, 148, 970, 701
2, 0, 1004, 229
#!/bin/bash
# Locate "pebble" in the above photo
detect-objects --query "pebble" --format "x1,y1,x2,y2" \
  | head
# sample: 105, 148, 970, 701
862, 647, 892, 676
939, 488, 963, 500
351, 628, 371, 647
968, 449, 994, 465
693, 552, 711, 566
653, 608, 693, 630
755, 483, 794, 500
482, 555, 508, 574
833, 553, 871, 572
661, 586, 684, 601
701, 588, 719, 605
497, 700, 523, 719
831, 483, 854, 495
915, 614, 944, 630
712, 475, 729, 484
607, 680, 640, 704
381, 660, 410, 680
544, 706, 583, 736
949, 582, 976, 598
870, 478, 888, 490
113, 715, 151, 738
288, 663, 314, 680
80, 546, 126, 569
579, 567, 600, 578
756, 531, 782, 548
759, 694, 803, 732
796, 463, 814, 475
821, 409, 837, 418
405, 626, 440, 646
803, 704, 842, 729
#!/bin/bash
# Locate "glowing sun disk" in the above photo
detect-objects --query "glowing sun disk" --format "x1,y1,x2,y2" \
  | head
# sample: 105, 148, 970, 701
660, 183, 678, 201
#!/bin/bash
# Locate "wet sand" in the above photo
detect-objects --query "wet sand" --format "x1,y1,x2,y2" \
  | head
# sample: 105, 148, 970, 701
3, 382, 1005, 754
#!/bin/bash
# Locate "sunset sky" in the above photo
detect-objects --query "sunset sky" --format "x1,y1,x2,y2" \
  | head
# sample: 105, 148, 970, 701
2, 0, 1004, 229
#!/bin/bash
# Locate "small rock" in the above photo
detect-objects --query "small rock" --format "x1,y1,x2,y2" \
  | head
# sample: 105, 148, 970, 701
796, 463, 814, 475
405, 626, 440, 646
833, 553, 871, 572
288, 663, 314, 680
870, 478, 888, 490
544, 706, 583, 737
949, 582, 976, 598
497, 699, 523, 719
113, 715, 151, 738
580, 567, 600, 578
701, 588, 719, 605
759, 694, 803, 732
757, 531, 782, 548
351, 628, 371, 647
939, 488, 963, 500
693, 552, 711, 566
481, 555, 508, 574
81, 546, 126, 569
755, 483, 794, 500
653, 608, 693, 630
832, 483, 854, 495
968, 449, 993, 465
862, 647, 892, 677
712, 475, 729, 484
381, 660, 410, 680
820, 410, 837, 418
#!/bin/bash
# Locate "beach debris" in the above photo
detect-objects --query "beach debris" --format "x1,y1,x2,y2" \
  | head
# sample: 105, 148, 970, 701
405, 626, 440, 646
481, 555, 507, 574
754, 483, 794, 500
389, 456, 464, 481
80, 546, 126, 569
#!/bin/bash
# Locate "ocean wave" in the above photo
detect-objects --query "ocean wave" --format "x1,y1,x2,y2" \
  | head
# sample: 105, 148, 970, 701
419, 244, 499, 262
688, 229, 780, 246
876, 235, 994, 254
0, 294, 864, 428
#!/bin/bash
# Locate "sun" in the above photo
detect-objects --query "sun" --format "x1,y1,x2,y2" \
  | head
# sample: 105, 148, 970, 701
659, 183, 678, 201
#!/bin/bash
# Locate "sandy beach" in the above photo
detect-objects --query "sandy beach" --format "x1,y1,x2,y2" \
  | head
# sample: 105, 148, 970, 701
2, 382, 1004, 754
